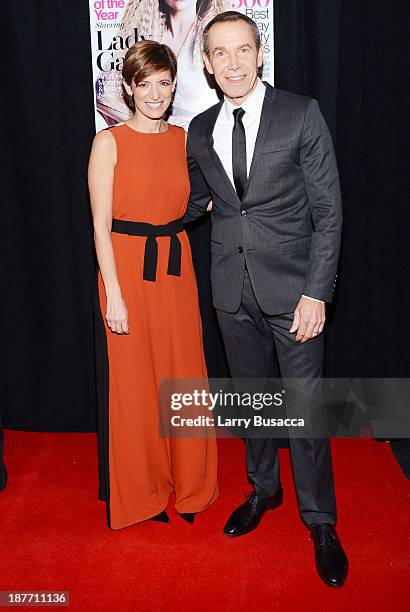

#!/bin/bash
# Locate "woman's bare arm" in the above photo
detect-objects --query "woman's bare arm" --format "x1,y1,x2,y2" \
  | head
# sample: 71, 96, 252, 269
88, 130, 129, 334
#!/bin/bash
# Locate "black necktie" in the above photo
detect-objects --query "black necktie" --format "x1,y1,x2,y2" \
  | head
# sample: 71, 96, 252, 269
232, 108, 247, 200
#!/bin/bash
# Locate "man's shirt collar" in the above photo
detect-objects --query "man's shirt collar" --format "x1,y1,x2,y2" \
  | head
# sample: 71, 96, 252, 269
222, 78, 266, 123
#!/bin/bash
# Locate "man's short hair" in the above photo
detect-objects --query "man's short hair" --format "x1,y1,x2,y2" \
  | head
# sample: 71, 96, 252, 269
203, 11, 261, 57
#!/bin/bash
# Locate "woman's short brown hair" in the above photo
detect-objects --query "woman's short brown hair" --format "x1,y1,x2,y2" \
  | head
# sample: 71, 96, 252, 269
122, 40, 177, 110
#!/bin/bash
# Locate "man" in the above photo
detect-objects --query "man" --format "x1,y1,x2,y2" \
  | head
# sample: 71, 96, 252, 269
184, 12, 348, 587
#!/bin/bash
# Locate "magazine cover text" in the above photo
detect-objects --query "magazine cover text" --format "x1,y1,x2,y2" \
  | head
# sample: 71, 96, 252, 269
89, 0, 274, 131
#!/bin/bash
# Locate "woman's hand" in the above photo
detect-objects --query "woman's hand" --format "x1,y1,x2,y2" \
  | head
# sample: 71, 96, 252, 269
106, 293, 129, 334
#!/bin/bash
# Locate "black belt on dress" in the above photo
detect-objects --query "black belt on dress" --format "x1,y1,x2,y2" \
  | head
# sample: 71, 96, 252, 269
111, 217, 184, 282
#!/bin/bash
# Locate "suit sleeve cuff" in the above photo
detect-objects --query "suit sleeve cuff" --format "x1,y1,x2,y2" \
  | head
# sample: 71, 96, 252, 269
302, 294, 325, 304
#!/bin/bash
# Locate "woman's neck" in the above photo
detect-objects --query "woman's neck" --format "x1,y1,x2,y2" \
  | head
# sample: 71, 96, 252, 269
168, 6, 197, 38
126, 113, 166, 134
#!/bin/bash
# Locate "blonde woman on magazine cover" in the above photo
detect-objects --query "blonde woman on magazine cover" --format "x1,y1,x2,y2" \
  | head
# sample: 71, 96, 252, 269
96, 0, 226, 129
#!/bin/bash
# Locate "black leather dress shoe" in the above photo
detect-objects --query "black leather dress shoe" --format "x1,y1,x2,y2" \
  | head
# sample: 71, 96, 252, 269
178, 512, 196, 524
149, 511, 170, 523
224, 489, 283, 537
310, 524, 348, 587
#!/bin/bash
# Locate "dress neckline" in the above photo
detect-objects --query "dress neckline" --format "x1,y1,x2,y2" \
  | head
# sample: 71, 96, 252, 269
122, 122, 171, 136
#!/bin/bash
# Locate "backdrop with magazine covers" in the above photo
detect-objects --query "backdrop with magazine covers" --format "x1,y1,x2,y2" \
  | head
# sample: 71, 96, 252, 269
89, 0, 274, 132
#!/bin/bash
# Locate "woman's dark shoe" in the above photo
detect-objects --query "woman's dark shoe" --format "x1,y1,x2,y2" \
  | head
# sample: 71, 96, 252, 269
178, 512, 196, 524
149, 511, 170, 523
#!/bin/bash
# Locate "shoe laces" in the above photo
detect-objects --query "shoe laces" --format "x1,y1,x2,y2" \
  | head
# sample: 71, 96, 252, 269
244, 491, 267, 512
312, 524, 337, 547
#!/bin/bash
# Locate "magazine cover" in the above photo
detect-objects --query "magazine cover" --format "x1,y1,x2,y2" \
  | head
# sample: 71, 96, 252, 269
89, 0, 274, 131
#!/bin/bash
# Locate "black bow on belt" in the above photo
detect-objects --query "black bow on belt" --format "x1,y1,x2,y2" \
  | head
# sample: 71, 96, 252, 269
111, 217, 184, 282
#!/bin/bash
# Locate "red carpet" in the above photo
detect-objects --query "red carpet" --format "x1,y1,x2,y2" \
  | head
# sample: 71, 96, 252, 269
1, 431, 409, 610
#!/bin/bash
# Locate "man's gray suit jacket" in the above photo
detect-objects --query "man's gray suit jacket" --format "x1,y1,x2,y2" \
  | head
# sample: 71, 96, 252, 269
184, 83, 343, 315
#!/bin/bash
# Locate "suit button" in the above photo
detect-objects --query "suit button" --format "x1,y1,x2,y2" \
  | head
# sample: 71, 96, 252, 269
237, 246, 243, 253
241, 210, 247, 216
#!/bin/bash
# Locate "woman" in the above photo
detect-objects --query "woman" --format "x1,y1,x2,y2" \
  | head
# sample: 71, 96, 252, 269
89, 40, 218, 530
96, 0, 227, 129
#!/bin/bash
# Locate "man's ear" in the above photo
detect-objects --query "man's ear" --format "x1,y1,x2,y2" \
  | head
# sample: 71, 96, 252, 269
172, 78, 177, 93
202, 52, 214, 75
257, 44, 264, 68
123, 79, 132, 96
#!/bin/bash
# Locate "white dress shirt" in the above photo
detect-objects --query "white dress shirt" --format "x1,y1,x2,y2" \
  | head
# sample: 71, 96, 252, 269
212, 78, 323, 304
213, 78, 266, 184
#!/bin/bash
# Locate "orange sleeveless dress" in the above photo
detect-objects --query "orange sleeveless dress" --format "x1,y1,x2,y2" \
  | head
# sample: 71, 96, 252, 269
96, 123, 218, 530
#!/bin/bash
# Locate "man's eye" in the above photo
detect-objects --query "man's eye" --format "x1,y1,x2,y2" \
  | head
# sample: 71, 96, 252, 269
241, 47, 249, 53
138, 83, 148, 87
160, 81, 171, 86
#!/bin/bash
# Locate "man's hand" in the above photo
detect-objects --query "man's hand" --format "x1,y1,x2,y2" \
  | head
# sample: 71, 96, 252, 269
290, 296, 325, 342
206, 200, 213, 211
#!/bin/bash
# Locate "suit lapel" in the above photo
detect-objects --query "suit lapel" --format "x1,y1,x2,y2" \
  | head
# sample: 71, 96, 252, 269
242, 83, 276, 200
206, 101, 241, 207
204, 83, 277, 205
